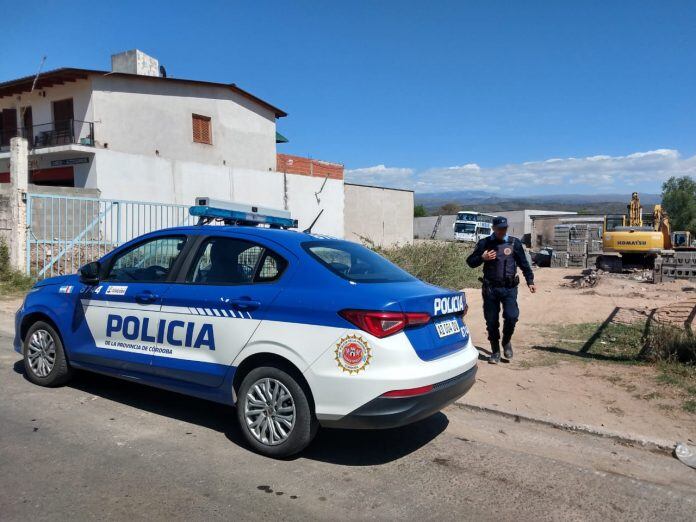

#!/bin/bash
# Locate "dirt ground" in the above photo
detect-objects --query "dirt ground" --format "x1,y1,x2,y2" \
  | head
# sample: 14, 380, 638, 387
461, 268, 696, 446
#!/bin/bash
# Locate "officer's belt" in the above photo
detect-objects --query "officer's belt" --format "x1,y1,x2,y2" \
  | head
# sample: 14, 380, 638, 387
482, 275, 520, 288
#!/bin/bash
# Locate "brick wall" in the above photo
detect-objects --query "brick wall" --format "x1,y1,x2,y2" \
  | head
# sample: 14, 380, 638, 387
276, 153, 343, 180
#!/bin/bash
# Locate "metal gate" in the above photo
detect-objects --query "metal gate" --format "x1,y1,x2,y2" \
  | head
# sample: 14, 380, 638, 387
26, 194, 197, 279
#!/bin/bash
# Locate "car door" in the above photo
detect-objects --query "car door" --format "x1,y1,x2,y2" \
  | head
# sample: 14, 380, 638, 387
75, 235, 188, 375
155, 235, 288, 387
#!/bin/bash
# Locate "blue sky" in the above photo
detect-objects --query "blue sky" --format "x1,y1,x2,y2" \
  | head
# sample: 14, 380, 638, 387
2, 0, 695, 195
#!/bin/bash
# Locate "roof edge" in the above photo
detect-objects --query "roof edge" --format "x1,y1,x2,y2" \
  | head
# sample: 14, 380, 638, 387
0, 68, 287, 118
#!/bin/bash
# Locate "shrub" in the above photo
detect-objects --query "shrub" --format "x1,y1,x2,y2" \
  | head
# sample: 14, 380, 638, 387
644, 324, 696, 364
373, 241, 480, 290
0, 240, 34, 294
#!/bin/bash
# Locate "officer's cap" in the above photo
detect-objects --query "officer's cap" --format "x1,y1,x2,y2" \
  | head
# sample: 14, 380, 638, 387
492, 216, 508, 228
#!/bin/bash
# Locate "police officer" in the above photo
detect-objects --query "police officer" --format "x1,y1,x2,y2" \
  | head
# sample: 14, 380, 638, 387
466, 216, 536, 364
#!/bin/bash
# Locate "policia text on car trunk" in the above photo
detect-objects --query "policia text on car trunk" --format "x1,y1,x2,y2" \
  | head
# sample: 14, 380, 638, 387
466, 216, 536, 364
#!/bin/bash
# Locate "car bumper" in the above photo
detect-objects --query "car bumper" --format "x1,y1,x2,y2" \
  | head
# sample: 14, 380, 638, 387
319, 364, 477, 430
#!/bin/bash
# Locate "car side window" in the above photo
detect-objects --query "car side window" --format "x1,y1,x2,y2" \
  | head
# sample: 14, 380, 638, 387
187, 237, 286, 285
105, 236, 187, 282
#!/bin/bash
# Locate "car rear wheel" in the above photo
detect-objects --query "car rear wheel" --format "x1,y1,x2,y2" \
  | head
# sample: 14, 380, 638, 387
236, 365, 317, 457
23, 321, 73, 387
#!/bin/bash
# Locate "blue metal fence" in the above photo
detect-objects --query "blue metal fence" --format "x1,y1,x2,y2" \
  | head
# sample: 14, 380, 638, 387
26, 194, 197, 279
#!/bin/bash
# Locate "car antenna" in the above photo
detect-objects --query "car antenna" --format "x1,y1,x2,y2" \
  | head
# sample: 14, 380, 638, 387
303, 209, 324, 234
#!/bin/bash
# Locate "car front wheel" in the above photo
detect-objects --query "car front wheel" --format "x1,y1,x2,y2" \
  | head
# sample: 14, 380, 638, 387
23, 321, 73, 387
236, 365, 317, 457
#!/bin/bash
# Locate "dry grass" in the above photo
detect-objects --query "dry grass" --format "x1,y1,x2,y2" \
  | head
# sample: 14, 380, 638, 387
0, 241, 34, 295
373, 241, 481, 290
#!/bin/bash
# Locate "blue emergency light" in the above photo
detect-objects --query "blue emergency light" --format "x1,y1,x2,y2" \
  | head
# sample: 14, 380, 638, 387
190, 198, 298, 229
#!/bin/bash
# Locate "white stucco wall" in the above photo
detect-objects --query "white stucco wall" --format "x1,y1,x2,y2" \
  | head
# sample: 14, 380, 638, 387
92, 149, 344, 237
0, 79, 94, 145
344, 183, 413, 247
90, 75, 277, 172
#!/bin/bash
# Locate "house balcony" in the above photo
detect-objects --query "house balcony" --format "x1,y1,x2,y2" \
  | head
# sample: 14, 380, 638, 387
0, 119, 95, 152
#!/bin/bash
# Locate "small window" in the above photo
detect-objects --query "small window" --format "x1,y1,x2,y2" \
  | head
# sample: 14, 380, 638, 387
192, 114, 212, 144
187, 237, 286, 285
106, 236, 186, 282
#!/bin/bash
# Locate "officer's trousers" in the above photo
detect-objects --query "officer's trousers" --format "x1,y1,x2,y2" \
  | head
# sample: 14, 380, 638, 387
482, 285, 519, 350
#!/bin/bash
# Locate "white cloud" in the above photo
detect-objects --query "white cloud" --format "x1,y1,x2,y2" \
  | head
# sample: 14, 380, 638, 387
344, 164, 415, 189
346, 149, 696, 194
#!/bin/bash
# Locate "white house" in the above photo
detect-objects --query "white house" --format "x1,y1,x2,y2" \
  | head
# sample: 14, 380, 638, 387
0, 50, 344, 237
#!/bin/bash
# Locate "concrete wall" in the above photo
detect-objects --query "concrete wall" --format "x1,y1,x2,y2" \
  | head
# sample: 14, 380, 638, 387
91, 75, 277, 172
415, 210, 578, 244
413, 215, 457, 241
344, 183, 413, 246
92, 149, 344, 237
111, 50, 159, 77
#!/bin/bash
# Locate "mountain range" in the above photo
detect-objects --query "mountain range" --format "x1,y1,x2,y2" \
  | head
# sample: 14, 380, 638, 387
415, 192, 662, 215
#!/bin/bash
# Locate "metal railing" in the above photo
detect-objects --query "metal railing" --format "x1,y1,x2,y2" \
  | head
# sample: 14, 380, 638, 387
26, 194, 197, 279
0, 119, 95, 151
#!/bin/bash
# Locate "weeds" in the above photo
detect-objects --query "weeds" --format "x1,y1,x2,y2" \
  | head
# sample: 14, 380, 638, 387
539, 320, 696, 414
0, 240, 33, 295
644, 324, 696, 364
372, 241, 480, 289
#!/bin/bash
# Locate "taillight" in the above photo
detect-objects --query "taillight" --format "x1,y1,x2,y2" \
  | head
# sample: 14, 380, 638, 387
381, 384, 434, 398
339, 310, 431, 338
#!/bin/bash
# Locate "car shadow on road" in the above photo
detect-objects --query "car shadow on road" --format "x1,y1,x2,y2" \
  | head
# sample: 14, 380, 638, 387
12, 359, 449, 466
301, 413, 448, 466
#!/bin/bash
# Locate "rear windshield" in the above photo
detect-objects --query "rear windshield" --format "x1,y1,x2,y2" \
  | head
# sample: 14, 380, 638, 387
303, 240, 416, 283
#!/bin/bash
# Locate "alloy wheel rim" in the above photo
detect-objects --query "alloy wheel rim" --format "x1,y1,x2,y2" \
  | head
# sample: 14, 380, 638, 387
27, 329, 56, 378
244, 378, 296, 446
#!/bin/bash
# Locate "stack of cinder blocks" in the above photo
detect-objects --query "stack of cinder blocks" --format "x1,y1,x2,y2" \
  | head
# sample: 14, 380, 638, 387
654, 251, 696, 282
551, 223, 603, 268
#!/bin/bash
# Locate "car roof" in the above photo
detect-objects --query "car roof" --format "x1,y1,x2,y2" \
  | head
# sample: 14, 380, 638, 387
151, 225, 340, 248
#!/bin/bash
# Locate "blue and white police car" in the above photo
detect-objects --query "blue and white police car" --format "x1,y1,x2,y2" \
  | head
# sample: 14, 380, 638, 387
14, 202, 478, 457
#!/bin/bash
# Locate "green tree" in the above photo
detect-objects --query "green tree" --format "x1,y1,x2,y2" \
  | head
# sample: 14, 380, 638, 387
437, 203, 461, 215
414, 204, 427, 217
662, 176, 696, 233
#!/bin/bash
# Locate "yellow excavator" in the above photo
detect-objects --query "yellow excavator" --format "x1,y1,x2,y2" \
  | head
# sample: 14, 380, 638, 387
598, 192, 672, 271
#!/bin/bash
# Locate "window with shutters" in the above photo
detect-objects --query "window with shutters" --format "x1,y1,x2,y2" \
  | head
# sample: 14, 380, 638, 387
192, 114, 212, 145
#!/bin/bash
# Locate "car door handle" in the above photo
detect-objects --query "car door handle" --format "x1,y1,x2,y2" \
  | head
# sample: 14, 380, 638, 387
228, 298, 261, 311
135, 291, 159, 304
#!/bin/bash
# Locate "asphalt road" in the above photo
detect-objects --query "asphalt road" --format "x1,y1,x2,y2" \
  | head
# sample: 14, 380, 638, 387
1, 313, 695, 521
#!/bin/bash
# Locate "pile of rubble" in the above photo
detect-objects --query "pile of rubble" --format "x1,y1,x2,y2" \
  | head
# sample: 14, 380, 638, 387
551, 224, 602, 269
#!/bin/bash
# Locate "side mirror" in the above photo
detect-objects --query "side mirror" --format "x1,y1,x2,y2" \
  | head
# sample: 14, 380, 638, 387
80, 261, 101, 285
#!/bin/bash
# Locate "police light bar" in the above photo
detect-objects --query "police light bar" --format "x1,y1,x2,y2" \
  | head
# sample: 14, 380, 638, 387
190, 198, 297, 228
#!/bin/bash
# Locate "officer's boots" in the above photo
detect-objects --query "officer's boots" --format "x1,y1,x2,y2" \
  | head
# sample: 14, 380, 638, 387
489, 341, 501, 364
502, 335, 514, 360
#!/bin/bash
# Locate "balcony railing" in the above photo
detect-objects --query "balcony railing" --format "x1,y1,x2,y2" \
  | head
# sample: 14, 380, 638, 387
0, 119, 95, 151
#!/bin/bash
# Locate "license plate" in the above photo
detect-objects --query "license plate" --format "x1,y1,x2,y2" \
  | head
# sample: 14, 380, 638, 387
435, 318, 461, 338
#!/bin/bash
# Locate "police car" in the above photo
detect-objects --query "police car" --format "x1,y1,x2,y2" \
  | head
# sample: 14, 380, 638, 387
14, 201, 478, 457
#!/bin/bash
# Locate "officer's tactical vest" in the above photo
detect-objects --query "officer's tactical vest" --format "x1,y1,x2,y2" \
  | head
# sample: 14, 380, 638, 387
484, 237, 518, 282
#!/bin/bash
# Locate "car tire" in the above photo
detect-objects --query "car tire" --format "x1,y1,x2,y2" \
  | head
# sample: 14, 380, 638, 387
236, 365, 318, 458
23, 321, 73, 387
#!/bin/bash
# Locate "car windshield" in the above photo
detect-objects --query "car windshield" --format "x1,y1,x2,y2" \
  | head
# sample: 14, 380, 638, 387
455, 223, 476, 233
303, 240, 416, 283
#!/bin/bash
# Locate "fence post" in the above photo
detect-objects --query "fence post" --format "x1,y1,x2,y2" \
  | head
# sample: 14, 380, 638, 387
9, 137, 28, 272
